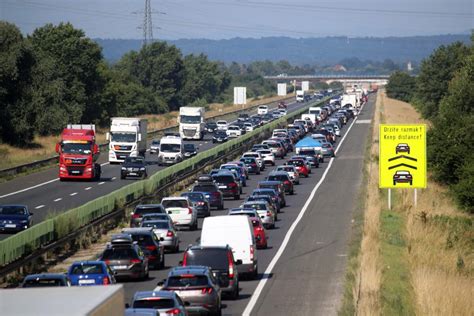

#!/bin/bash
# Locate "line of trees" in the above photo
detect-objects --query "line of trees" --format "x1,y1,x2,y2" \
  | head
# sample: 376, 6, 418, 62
386, 35, 473, 212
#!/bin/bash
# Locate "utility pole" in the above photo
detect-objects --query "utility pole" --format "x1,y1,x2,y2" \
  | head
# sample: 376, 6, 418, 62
143, 0, 153, 46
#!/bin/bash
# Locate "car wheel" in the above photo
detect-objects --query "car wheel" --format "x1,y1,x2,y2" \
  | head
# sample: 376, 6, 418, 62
218, 203, 224, 210
257, 170, 261, 175
160, 255, 165, 269
290, 190, 294, 195
175, 243, 180, 253
234, 194, 240, 200
393, 181, 396, 186
252, 267, 258, 280
410, 180, 413, 186
120, 175, 125, 180
272, 162, 275, 166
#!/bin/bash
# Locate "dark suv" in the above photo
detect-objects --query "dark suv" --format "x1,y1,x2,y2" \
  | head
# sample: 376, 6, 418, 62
212, 173, 240, 200
181, 245, 242, 300
99, 234, 149, 280
121, 227, 165, 269
266, 171, 294, 195
191, 181, 224, 210
130, 204, 166, 227
257, 181, 286, 207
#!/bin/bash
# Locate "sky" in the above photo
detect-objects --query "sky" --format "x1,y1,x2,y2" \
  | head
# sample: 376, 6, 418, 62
1, 0, 472, 40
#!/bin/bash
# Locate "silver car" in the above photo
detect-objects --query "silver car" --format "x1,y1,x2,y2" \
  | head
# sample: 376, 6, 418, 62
130, 290, 187, 315
141, 219, 180, 253
150, 139, 160, 154
241, 201, 276, 229
275, 165, 300, 184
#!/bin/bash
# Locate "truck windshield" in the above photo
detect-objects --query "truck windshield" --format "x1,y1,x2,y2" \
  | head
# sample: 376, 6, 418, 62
110, 132, 136, 142
180, 115, 201, 124
61, 142, 92, 155
309, 110, 320, 115
160, 144, 181, 153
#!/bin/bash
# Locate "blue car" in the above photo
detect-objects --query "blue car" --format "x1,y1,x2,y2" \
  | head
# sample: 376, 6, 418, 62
67, 261, 116, 286
220, 164, 247, 187
0, 205, 33, 233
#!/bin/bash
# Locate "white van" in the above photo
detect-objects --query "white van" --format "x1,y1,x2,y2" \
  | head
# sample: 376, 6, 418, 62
200, 216, 258, 279
158, 136, 183, 166
257, 105, 268, 115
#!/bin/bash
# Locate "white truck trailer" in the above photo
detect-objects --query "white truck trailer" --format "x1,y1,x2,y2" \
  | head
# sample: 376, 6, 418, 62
107, 117, 147, 163
178, 106, 205, 140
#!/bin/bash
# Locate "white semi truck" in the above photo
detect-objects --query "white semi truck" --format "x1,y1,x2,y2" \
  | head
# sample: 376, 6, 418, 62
178, 106, 205, 140
107, 117, 147, 163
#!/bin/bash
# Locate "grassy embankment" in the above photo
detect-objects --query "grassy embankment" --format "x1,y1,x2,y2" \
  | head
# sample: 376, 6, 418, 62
0, 94, 289, 171
340, 90, 473, 315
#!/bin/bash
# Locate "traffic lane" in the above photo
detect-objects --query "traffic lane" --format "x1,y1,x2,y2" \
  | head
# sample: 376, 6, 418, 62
248, 96, 376, 315
120, 156, 330, 313
0, 97, 298, 197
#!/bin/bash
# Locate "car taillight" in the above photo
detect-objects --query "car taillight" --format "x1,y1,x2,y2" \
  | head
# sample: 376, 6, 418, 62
212, 192, 220, 197
266, 211, 272, 217
197, 201, 205, 206
188, 207, 193, 214
228, 182, 237, 188
284, 180, 291, 185
201, 287, 213, 294
166, 230, 174, 237
104, 260, 110, 265
130, 259, 141, 264
228, 252, 235, 278
250, 245, 255, 261
102, 276, 110, 285
182, 252, 187, 266
146, 245, 157, 251
251, 163, 257, 167
165, 308, 181, 315
131, 213, 140, 219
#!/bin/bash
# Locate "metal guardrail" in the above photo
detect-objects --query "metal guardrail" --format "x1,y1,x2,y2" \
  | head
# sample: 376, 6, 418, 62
0, 96, 294, 179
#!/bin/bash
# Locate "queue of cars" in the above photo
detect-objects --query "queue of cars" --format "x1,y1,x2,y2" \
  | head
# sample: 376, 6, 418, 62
16, 95, 358, 315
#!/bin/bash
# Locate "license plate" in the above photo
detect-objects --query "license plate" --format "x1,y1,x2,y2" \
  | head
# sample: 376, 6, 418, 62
71, 171, 80, 174
177, 290, 201, 297
112, 265, 127, 270
129, 172, 137, 176
79, 279, 95, 285
218, 185, 227, 189
5, 224, 16, 228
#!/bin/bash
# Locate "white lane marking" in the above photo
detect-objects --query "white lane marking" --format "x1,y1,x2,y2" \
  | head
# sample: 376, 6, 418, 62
112, 177, 116, 180
70, 192, 78, 196
98, 182, 105, 185
53, 198, 62, 202
35, 205, 45, 209
85, 187, 92, 191
100, 162, 110, 166
243, 98, 368, 315
0, 179, 59, 199
0, 161, 111, 199
205, 142, 208, 144
356, 119, 371, 124
199, 143, 203, 146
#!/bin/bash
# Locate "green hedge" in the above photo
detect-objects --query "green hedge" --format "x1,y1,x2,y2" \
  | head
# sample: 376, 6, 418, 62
0, 96, 332, 267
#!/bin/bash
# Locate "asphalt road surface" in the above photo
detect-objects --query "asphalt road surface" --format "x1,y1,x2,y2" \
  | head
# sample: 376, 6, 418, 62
117, 95, 376, 315
0, 98, 315, 240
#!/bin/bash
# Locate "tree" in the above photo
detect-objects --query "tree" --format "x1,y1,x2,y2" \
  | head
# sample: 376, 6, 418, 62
28, 23, 106, 134
117, 42, 185, 111
0, 21, 36, 145
386, 71, 416, 102
329, 81, 343, 90
412, 42, 469, 119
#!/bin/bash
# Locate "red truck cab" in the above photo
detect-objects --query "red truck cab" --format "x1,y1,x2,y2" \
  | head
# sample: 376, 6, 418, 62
56, 124, 101, 181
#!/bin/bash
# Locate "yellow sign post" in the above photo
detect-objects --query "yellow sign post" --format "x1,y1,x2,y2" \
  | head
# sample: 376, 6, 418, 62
379, 124, 427, 189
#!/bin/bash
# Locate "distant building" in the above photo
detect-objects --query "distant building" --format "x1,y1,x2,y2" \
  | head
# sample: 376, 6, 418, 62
407, 61, 413, 72
333, 64, 347, 72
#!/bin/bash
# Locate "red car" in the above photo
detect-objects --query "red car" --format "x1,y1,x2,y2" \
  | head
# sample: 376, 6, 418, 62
287, 159, 310, 178
250, 217, 268, 249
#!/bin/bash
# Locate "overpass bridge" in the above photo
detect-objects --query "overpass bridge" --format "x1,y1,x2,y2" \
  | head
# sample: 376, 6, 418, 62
264, 74, 390, 86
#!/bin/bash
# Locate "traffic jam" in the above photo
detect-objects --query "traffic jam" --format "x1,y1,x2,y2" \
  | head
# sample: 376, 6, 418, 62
15, 92, 365, 316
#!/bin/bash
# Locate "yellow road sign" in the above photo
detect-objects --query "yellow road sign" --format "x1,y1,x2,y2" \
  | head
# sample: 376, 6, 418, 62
379, 124, 427, 188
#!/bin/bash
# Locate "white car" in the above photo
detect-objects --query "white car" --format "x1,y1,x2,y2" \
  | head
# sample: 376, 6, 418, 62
275, 165, 300, 184
226, 125, 242, 138
278, 109, 287, 116
161, 197, 198, 230
241, 152, 265, 170
216, 120, 228, 131
257, 105, 268, 115
244, 122, 255, 132
256, 149, 275, 166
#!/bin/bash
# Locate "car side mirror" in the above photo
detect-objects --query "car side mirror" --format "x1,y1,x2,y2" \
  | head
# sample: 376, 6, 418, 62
184, 301, 191, 307
157, 280, 165, 286
178, 260, 183, 266
235, 259, 243, 265
29, 212, 34, 216
106, 132, 110, 141
160, 237, 164, 241
125, 303, 130, 308
168, 211, 172, 214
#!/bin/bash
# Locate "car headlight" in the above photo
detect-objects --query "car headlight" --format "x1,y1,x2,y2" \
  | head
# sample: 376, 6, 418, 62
20, 220, 28, 224
140, 167, 146, 170
121, 167, 126, 170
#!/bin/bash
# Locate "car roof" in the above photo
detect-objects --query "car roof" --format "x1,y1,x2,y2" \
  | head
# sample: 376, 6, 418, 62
24, 273, 66, 279
70, 260, 106, 266
122, 227, 154, 234
188, 245, 229, 251
259, 180, 281, 185
134, 290, 176, 300
135, 204, 163, 209
162, 197, 188, 201
243, 201, 267, 205
268, 171, 289, 176
169, 266, 210, 276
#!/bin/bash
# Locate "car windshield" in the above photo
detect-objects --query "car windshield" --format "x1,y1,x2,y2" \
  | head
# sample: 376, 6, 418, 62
142, 214, 168, 221
162, 200, 188, 208
101, 248, 138, 260
212, 175, 234, 183
160, 144, 181, 153
288, 160, 303, 166
180, 115, 201, 124
142, 221, 170, 229
0, 206, 27, 215
167, 275, 209, 288
243, 203, 266, 210
193, 185, 217, 192
129, 234, 156, 247
151, 140, 160, 145
268, 175, 287, 181
240, 158, 256, 164
182, 193, 204, 201
133, 299, 175, 309
134, 206, 164, 215
185, 250, 228, 270
70, 263, 104, 275
111, 132, 136, 143
23, 278, 65, 288
61, 142, 92, 155
125, 157, 145, 164
251, 219, 261, 227
184, 144, 195, 151
265, 142, 278, 148
299, 150, 316, 155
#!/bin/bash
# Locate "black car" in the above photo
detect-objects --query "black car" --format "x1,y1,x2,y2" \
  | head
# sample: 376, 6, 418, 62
205, 121, 218, 134
121, 156, 147, 179
240, 157, 260, 174
213, 130, 229, 143
130, 204, 166, 227
238, 113, 250, 121
181, 192, 211, 217
0, 205, 33, 233
181, 245, 242, 299
184, 144, 198, 158
121, 227, 165, 270
191, 182, 224, 210
21, 273, 71, 288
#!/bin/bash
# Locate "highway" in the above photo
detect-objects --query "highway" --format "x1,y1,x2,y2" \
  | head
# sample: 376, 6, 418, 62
116, 95, 376, 315
0, 98, 311, 240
